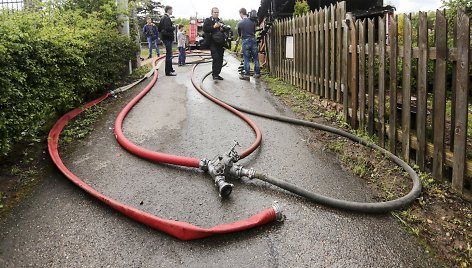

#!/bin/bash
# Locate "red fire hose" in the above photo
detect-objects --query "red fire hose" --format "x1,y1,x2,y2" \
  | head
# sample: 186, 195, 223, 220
48, 54, 278, 241
114, 56, 262, 164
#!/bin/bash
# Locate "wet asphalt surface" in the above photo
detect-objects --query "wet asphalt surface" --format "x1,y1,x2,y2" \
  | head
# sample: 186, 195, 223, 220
0, 54, 441, 267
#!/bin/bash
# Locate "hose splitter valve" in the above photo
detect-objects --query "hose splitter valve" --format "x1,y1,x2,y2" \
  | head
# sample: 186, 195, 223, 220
199, 141, 256, 198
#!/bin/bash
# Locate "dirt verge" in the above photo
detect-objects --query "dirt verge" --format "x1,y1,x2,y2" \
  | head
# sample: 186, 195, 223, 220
262, 75, 472, 268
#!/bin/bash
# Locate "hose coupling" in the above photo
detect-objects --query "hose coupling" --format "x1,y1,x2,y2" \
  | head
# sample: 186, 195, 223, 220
199, 158, 209, 172
229, 164, 256, 179
272, 201, 285, 222
215, 175, 233, 198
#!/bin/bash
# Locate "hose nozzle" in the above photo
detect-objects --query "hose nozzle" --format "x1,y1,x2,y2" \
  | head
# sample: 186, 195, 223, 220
215, 176, 233, 198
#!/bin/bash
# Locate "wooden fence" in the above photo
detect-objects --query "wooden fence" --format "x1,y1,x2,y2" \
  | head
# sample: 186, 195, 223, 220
267, 2, 472, 197
0, 0, 25, 10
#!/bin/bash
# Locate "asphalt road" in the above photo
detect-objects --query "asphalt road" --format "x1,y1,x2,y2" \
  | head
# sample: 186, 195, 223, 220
0, 54, 441, 267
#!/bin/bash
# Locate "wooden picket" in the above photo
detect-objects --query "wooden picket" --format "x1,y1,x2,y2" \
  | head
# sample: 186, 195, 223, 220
432, 10, 447, 182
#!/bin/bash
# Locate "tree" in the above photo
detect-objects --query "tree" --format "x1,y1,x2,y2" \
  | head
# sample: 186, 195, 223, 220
132, 0, 163, 42
134, 0, 163, 20
293, 0, 310, 16
61, 0, 115, 13
56, 0, 120, 23
174, 18, 190, 26
442, 0, 472, 35
221, 19, 238, 33
442, 0, 472, 17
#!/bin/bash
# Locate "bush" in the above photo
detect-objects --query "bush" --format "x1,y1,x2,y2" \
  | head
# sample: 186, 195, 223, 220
293, 0, 310, 16
0, 6, 138, 157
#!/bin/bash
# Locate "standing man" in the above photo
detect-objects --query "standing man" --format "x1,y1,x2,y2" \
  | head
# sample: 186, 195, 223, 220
158, 5, 176, 76
237, 8, 260, 80
143, 17, 160, 59
203, 7, 225, 80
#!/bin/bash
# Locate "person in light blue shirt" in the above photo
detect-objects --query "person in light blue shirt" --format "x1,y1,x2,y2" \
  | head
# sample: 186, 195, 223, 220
237, 8, 260, 80
177, 24, 187, 66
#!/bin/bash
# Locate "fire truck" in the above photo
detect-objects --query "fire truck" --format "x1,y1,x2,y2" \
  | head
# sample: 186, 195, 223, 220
188, 18, 204, 50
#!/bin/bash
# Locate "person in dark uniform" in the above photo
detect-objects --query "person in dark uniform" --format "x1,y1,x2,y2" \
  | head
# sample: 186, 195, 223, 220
203, 7, 225, 80
158, 5, 176, 76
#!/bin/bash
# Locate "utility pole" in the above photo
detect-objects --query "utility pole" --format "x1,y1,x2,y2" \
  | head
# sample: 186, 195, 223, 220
117, 0, 133, 74
131, 7, 141, 69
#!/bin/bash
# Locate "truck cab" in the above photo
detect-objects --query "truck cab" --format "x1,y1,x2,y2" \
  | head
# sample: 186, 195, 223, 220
188, 18, 204, 50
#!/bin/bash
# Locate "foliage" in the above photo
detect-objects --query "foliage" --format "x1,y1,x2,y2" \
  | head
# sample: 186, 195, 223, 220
442, 0, 472, 18
221, 19, 238, 33
395, 8, 471, 96
134, 0, 163, 20
442, 0, 472, 48
173, 18, 190, 35
132, 0, 163, 42
60, 103, 106, 146
0, 3, 138, 158
57, 0, 120, 23
293, 0, 310, 16
174, 18, 190, 26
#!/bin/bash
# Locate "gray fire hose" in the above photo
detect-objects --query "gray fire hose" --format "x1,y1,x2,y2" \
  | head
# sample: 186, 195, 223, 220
193, 61, 421, 213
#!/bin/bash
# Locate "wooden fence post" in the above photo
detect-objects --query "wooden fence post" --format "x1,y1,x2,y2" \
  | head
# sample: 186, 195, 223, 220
358, 19, 366, 130
378, 16, 386, 147
416, 11, 428, 170
342, 18, 349, 121
324, 7, 330, 99
320, 9, 326, 97
336, 3, 344, 103
432, 10, 447, 181
315, 11, 320, 95
402, 15, 412, 163
298, 15, 302, 87
310, 11, 315, 93
330, 4, 336, 100
284, 19, 288, 81
292, 17, 296, 85
388, 16, 398, 153
305, 13, 309, 91
303, 13, 311, 91
295, 15, 298, 86
278, 20, 281, 79
367, 18, 375, 135
452, 10, 470, 193
351, 19, 358, 129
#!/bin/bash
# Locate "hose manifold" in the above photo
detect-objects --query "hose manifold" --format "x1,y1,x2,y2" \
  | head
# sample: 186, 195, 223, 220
201, 141, 256, 198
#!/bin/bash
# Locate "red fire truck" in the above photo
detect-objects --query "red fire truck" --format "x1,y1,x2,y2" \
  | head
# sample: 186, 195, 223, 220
188, 18, 204, 50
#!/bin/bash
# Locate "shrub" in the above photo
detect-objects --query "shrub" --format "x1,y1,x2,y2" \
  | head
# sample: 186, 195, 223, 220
0, 5, 138, 158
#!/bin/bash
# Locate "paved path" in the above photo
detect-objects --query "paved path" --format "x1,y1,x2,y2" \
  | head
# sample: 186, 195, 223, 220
0, 54, 440, 267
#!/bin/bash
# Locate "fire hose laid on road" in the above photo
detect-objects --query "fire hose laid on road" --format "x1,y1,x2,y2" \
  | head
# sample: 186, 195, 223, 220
48, 52, 421, 240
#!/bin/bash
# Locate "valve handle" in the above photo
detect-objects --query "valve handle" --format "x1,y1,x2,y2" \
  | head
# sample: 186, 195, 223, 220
227, 140, 241, 161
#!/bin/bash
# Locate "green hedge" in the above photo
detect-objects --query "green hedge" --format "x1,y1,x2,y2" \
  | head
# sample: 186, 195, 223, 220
0, 7, 138, 157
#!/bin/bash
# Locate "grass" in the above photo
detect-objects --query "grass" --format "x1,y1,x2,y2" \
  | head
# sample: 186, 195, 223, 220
129, 63, 152, 80
140, 46, 178, 58
59, 104, 106, 146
